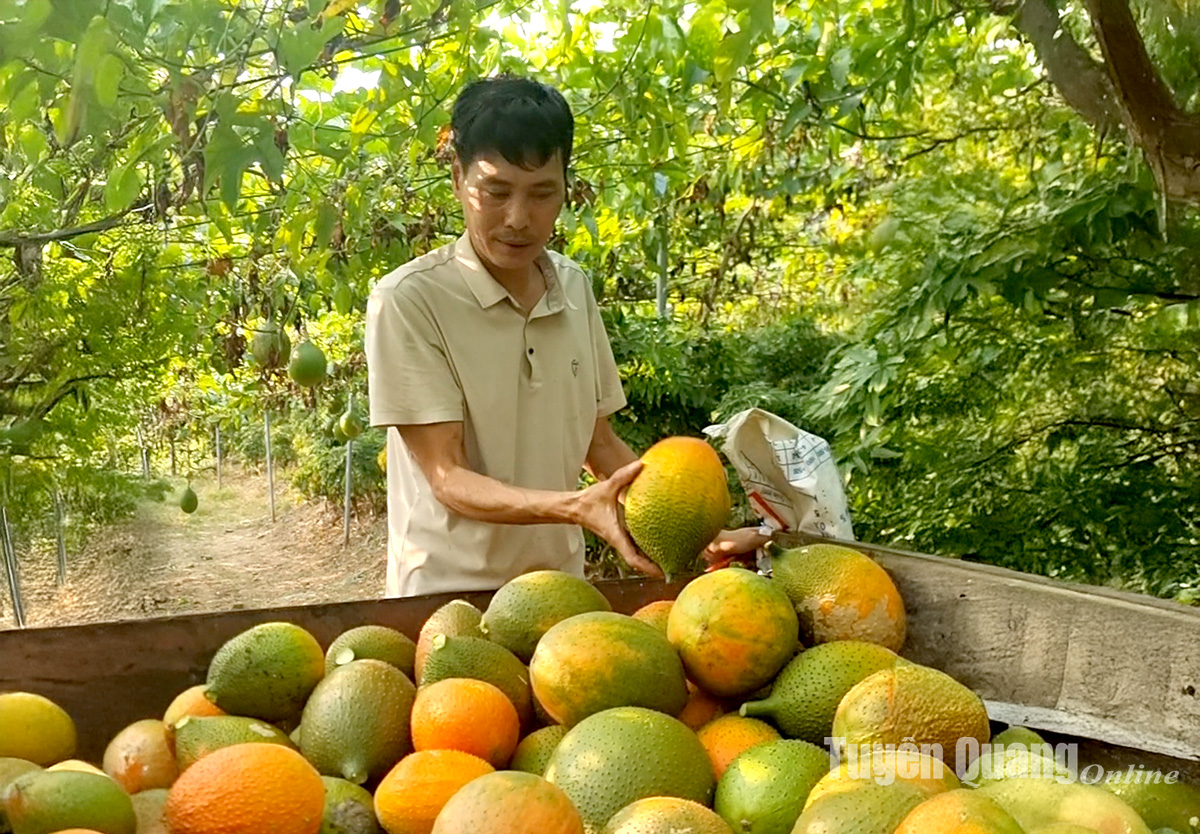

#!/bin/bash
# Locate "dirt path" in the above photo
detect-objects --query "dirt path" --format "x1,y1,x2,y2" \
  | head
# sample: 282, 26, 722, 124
0, 467, 388, 631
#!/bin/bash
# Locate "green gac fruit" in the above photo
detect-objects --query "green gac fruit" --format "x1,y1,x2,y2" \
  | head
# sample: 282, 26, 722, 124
339, 411, 364, 441
289, 341, 328, 388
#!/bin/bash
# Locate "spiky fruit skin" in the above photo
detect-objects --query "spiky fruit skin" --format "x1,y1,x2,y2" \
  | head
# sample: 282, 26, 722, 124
545, 707, 715, 834
431, 770, 585, 834
738, 640, 899, 745
832, 663, 991, 775
300, 659, 416, 785
713, 739, 830, 834
481, 570, 612, 663
165, 743, 324, 834
666, 567, 799, 698
204, 622, 325, 725
770, 543, 907, 652
623, 437, 730, 579
3, 769, 137, 834
529, 612, 688, 728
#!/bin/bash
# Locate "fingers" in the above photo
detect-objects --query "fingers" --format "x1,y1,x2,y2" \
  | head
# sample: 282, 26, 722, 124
621, 546, 664, 579
703, 539, 737, 560
612, 527, 662, 579
609, 458, 644, 488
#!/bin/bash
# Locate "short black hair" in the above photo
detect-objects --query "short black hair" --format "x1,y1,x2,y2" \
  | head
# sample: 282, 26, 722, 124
450, 76, 574, 176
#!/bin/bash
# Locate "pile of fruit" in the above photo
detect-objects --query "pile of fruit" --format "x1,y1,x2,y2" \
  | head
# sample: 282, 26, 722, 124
2, 436, 1199, 834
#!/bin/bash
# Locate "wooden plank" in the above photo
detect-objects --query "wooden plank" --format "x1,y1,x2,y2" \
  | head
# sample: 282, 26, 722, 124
0, 577, 689, 763
777, 533, 1200, 760
6, 535, 1200, 776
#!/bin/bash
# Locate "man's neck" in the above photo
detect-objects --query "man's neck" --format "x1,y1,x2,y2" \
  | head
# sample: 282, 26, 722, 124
485, 258, 546, 315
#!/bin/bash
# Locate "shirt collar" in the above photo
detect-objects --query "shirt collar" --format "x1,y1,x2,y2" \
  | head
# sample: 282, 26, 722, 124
453, 233, 570, 314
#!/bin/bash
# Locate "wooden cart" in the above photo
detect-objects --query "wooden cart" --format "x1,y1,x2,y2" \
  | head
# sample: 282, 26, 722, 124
2, 537, 1198, 783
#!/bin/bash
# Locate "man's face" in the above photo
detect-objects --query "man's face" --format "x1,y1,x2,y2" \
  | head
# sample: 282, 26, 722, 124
452, 151, 566, 278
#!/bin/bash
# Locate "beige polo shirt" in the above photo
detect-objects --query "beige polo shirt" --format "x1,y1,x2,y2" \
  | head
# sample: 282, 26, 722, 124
365, 233, 627, 597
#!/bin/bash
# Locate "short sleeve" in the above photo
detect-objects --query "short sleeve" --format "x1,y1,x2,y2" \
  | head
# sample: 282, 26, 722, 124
586, 283, 627, 418
365, 278, 464, 427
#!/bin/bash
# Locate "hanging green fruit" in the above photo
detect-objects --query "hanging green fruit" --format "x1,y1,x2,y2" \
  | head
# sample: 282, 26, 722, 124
180, 486, 199, 514
288, 341, 327, 387
331, 418, 350, 444
250, 322, 291, 370
339, 410, 364, 440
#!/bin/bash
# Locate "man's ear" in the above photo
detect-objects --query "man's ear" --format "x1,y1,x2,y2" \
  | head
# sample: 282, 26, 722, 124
451, 156, 463, 191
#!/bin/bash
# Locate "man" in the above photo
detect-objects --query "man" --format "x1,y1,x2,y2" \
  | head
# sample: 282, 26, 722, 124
366, 76, 761, 596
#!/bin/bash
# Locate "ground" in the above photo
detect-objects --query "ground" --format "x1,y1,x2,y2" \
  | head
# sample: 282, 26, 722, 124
0, 466, 388, 631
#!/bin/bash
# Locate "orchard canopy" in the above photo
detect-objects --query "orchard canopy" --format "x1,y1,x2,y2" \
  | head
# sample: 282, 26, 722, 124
0, 0, 1197, 597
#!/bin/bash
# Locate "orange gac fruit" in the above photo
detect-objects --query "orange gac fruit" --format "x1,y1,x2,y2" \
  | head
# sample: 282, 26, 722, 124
431, 770, 583, 834
893, 788, 1025, 834
162, 685, 225, 747
604, 797, 733, 834
667, 568, 799, 698
103, 718, 179, 794
676, 680, 727, 731
630, 600, 673, 636
165, 742, 324, 834
411, 678, 519, 768
695, 714, 781, 780
770, 543, 907, 651
374, 749, 495, 834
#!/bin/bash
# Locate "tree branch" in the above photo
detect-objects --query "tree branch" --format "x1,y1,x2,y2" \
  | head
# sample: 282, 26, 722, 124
1084, 0, 1200, 179
998, 0, 1120, 132
0, 203, 153, 248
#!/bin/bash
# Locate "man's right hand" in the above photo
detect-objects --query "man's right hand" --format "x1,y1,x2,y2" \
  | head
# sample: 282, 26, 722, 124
576, 459, 664, 579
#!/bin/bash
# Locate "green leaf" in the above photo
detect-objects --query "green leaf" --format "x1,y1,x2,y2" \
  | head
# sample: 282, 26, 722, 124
829, 47, 852, 90
349, 104, 378, 137
93, 54, 125, 109
72, 16, 111, 87
713, 28, 752, 86
3, 0, 51, 39
275, 20, 343, 77
582, 210, 599, 244
686, 4, 723, 70
211, 203, 234, 244
104, 162, 143, 211
54, 88, 86, 146
1092, 288, 1128, 309
782, 100, 813, 136
730, 0, 773, 40
203, 122, 258, 210
332, 280, 353, 314
313, 201, 338, 248
18, 124, 47, 162
8, 80, 39, 124
252, 128, 285, 183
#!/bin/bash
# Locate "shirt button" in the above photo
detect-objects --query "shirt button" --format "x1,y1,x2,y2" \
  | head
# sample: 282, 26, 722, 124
528, 348, 534, 355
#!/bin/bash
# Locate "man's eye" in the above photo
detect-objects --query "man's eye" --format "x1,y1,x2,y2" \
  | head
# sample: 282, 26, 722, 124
484, 188, 510, 199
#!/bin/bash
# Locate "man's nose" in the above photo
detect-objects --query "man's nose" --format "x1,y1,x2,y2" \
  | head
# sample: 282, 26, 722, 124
504, 195, 531, 229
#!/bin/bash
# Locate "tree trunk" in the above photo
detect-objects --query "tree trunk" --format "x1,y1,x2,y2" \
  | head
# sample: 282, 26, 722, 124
999, 0, 1200, 203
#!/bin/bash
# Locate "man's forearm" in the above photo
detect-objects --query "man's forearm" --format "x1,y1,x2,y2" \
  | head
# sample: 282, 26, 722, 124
584, 420, 639, 481
432, 464, 584, 526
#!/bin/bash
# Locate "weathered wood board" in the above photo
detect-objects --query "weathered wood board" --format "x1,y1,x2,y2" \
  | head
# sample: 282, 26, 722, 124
778, 532, 1200, 767
4, 537, 1200, 783
0, 578, 689, 761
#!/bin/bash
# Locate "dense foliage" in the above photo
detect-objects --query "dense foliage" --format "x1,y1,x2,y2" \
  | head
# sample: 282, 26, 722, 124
0, 0, 1197, 599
